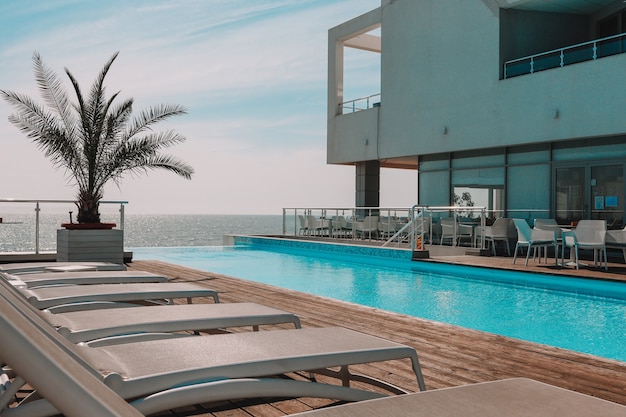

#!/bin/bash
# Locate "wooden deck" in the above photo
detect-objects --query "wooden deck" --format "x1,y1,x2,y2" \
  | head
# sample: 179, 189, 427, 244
127, 255, 626, 417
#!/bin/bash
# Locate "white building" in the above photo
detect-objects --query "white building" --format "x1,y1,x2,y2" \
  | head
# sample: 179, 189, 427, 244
328, 0, 626, 227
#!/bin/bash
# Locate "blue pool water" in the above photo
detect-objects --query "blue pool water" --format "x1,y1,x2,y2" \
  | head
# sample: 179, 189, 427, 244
132, 241, 626, 362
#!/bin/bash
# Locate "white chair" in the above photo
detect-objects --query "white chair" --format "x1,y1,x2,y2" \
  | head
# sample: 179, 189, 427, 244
354, 216, 379, 239
512, 219, 557, 266
605, 225, 626, 262
534, 219, 563, 263
440, 218, 473, 246
378, 217, 399, 239
297, 215, 308, 235
562, 220, 607, 270
330, 215, 352, 238
342, 216, 354, 237
306, 215, 330, 236
483, 218, 513, 256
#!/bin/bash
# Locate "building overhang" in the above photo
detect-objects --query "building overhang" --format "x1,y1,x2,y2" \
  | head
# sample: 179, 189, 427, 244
380, 156, 418, 170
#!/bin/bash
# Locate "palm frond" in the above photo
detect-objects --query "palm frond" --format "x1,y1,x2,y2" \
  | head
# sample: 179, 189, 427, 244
1, 89, 82, 173
65, 69, 88, 136
32, 52, 76, 135
125, 104, 187, 138
128, 130, 187, 150
104, 153, 194, 186
85, 53, 119, 143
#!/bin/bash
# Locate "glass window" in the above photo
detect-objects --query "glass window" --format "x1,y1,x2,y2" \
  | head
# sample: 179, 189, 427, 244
553, 137, 626, 162
452, 149, 504, 169
418, 170, 450, 206
508, 164, 550, 222
453, 186, 503, 219
452, 168, 504, 186
507, 143, 550, 165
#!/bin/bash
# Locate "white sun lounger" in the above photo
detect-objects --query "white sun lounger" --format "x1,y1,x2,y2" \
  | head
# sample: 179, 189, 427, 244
46, 302, 301, 343
288, 378, 626, 417
0, 261, 126, 274
0, 277, 426, 417
3, 270, 168, 289
5, 327, 425, 417
18, 282, 220, 312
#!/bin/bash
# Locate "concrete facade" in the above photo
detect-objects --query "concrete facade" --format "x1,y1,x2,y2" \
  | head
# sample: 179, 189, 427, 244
328, 0, 626, 226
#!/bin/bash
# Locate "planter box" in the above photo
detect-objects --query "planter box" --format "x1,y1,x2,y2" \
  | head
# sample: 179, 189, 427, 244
56, 228, 124, 264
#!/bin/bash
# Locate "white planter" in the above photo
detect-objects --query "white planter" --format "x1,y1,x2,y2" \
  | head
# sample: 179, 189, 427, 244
56, 228, 124, 264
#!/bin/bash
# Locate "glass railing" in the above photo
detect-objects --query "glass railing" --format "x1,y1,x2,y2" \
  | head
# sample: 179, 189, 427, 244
339, 93, 381, 114
504, 32, 626, 79
0, 199, 127, 254
283, 206, 490, 251
282, 206, 575, 251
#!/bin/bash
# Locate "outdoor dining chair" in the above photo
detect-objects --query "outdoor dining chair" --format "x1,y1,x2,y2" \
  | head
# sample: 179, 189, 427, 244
482, 218, 513, 256
512, 219, 557, 266
561, 220, 607, 270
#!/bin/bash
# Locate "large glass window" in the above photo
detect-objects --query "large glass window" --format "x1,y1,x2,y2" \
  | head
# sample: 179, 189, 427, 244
418, 170, 450, 206
453, 186, 504, 220
508, 164, 550, 221
451, 164, 505, 220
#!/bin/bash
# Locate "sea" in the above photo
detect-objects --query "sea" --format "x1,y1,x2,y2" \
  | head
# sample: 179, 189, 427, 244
0, 213, 288, 252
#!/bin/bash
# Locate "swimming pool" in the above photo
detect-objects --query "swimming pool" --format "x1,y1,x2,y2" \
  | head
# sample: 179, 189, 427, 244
132, 238, 626, 362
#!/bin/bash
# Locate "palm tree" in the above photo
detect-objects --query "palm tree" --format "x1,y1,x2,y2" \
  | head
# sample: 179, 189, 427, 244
1, 52, 193, 224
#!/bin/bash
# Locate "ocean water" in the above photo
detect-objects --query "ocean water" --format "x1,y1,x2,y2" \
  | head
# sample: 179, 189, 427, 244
0, 213, 287, 252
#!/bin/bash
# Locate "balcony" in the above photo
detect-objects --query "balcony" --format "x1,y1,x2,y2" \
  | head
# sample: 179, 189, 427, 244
339, 93, 381, 115
504, 33, 626, 79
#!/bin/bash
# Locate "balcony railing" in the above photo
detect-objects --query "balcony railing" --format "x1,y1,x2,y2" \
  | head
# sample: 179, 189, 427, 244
0, 199, 127, 254
504, 32, 626, 79
339, 93, 381, 114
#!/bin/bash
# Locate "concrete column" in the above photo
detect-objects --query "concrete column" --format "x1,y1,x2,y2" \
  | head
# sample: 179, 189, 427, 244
355, 161, 380, 216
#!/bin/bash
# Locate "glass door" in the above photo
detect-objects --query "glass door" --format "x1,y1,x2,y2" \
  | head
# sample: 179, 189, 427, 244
555, 167, 585, 225
555, 164, 624, 228
591, 165, 624, 229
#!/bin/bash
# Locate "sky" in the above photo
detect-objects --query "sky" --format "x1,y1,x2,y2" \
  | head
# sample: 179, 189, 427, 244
0, 0, 417, 215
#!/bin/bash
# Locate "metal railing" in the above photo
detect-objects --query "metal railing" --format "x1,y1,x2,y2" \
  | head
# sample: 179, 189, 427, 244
504, 32, 626, 78
283, 207, 412, 242
405, 206, 488, 251
283, 206, 576, 251
339, 93, 381, 114
283, 206, 491, 250
0, 199, 127, 254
